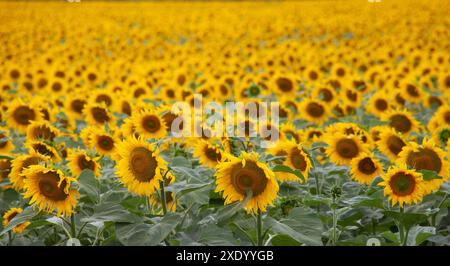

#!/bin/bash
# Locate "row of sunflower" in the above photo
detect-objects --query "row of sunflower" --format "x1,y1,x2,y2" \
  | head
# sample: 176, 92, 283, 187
0, 0, 449, 245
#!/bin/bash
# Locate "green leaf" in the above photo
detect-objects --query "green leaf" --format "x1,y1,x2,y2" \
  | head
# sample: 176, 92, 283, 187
0, 207, 36, 235
165, 181, 212, 199
0, 155, 14, 160
77, 169, 100, 202
80, 203, 142, 224
271, 234, 301, 246
343, 195, 385, 209
116, 213, 182, 246
272, 165, 304, 182
384, 211, 428, 229
171, 156, 192, 168
406, 226, 436, 246
418, 169, 443, 181
265, 216, 322, 246
382, 231, 399, 244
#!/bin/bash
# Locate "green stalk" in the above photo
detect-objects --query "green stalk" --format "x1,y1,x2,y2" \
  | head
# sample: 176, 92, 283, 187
398, 207, 405, 245
159, 169, 171, 215
70, 214, 76, 238
8, 231, 12, 246
255, 211, 263, 246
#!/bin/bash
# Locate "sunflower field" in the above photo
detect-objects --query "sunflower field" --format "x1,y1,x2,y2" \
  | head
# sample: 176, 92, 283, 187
0, 0, 450, 247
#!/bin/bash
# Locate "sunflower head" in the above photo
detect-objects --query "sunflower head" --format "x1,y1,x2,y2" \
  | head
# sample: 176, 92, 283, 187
379, 165, 425, 207
26, 121, 60, 143
132, 109, 167, 139
215, 151, 279, 213
193, 140, 223, 168
325, 133, 368, 166
67, 149, 101, 177
350, 153, 383, 185
376, 127, 408, 160
7, 99, 42, 133
23, 165, 78, 217
116, 137, 167, 196
9, 151, 49, 191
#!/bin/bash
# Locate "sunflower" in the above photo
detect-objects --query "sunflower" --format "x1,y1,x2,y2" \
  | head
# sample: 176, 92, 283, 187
277, 141, 312, 183
67, 149, 101, 177
280, 122, 300, 143
0, 129, 15, 154
400, 81, 424, 103
7, 99, 42, 133
376, 127, 408, 160
312, 86, 337, 105
84, 102, 114, 127
366, 91, 391, 117
26, 140, 61, 162
2, 208, 30, 234
272, 73, 297, 95
115, 137, 167, 196
215, 151, 279, 213
26, 121, 60, 143
382, 109, 420, 135
428, 105, 450, 131
350, 153, 383, 185
398, 138, 448, 194
132, 109, 167, 139
325, 133, 368, 166
379, 164, 425, 207
298, 99, 330, 125
22, 165, 78, 217
65, 95, 87, 120
90, 129, 118, 157
303, 128, 324, 146
193, 140, 223, 168
9, 151, 49, 190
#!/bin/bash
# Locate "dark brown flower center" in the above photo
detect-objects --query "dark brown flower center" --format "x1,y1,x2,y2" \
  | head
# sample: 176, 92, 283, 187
406, 84, 419, 97
204, 146, 221, 162
129, 147, 157, 182
389, 114, 412, 134
290, 148, 307, 171
375, 99, 388, 111
32, 143, 55, 158
231, 161, 268, 197
142, 115, 161, 133
77, 155, 96, 171
31, 125, 56, 141
336, 138, 359, 159
97, 136, 114, 151
386, 135, 406, 155
95, 94, 112, 106
13, 106, 36, 125
91, 107, 110, 124
358, 157, 377, 175
306, 102, 325, 118
406, 148, 442, 173
276, 77, 294, 92
319, 88, 333, 102
38, 171, 68, 201
389, 172, 416, 196
71, 99, 86, 114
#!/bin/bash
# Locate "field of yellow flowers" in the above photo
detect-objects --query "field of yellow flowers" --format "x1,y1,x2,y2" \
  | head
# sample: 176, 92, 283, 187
0, 0, 449, 246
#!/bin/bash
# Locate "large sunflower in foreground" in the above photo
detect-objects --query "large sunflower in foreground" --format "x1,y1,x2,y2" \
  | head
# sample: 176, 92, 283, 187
215, 151, 279, 213
115, 137, 167, 196
397, 138, 448, 195
325, 133, 368, 166
67, 149, 101, 177
2, 207, 30, 234
9, 151, 49, 190
132, 109, 167, 139
22, 165, 78, 217
379, 164, 425, 207
350, 153, 383, 185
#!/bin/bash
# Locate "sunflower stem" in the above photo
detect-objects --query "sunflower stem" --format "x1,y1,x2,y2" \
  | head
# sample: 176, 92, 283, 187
398, 207, 405, 246
7, 231, 12, 246
70, 214, 76, 238
255, 211, 263, 246
332, 198, 338, 246
159, 169, 171, 215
